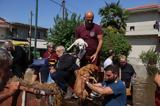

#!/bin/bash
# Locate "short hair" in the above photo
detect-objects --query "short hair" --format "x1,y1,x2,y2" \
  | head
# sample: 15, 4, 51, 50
0, 48, 12, 69
108, 49, 115, 57
104, 65, 119, 74
47, 42, 55, 48
119, 55, 127, 61
56, 45, 65, 52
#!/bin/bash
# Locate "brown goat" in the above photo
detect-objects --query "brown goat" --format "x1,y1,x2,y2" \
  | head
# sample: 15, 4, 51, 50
74, 64, 98, 99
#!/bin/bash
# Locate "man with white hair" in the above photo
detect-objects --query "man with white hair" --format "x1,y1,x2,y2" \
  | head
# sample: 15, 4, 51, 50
50, 46, 78, 99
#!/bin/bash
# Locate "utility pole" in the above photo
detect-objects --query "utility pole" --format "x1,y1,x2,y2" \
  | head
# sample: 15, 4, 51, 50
29, 11, 33, 61
62, 0, 65, 20
34, 0, 38, 58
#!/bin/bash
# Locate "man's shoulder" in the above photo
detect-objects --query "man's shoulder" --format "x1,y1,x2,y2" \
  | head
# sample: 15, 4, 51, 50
77, 24, 84, 29
94, 23, 101, 27
126, 63, 134, 68
109, 80, 125, 89
61, 53, 74, 60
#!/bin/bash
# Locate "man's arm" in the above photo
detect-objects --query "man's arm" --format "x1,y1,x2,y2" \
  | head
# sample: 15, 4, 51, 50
0, 88, 15, 103
86, 82, 113, 95
0, 81, 19, 103
91, 34, 103, 62
154, 73, 160, 87
95, 34, 103, 55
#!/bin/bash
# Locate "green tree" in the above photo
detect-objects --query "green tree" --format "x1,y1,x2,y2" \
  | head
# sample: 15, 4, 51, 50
99, 1, 131, 62
48, 13, 82, 48
99, 0, 129, 33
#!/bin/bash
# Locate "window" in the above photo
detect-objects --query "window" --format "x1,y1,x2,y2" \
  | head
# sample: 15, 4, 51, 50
153, 21, 159, 31
130, 26, 135, 31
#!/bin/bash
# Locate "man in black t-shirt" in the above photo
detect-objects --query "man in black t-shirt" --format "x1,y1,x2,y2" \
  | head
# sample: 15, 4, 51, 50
119, 55, 136, 88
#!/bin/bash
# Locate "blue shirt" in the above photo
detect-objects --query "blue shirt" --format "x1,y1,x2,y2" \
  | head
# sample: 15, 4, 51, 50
102, 80, 126, 106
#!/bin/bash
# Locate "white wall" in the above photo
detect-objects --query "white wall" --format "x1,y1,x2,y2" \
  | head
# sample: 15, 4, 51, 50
127, 36, 159, 58
127, 11, 160, 23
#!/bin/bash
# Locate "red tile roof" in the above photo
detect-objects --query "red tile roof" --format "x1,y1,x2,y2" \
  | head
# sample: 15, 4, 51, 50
127, 4, 160, 11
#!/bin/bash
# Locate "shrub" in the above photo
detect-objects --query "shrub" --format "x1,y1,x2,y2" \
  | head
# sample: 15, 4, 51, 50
140, 48, 159, 65
139, 48, 160, 75
101, 28, 131, 63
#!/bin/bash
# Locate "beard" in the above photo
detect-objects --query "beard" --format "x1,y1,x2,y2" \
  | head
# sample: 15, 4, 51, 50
85, 21, 93, 30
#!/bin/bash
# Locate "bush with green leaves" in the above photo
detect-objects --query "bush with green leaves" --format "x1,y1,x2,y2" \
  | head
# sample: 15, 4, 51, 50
99, 1, 129, 34
139, 48, 160, 75
140, 48, 159, 65
101, 28, 131, 62
48, 13, 82, 48
99, 1, 131, 63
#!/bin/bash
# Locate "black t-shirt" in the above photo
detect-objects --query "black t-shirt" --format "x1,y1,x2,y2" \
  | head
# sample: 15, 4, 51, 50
56, 53, 78, 73
121, 63, 135, 80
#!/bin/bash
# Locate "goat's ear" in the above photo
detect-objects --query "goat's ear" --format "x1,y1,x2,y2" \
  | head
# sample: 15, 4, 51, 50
85, 42, 88, 47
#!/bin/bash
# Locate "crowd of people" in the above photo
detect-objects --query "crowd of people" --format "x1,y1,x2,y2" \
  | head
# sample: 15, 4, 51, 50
0, 10, 159, 106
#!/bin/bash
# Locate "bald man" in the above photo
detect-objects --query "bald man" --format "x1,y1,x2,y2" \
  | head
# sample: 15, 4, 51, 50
75, 11, 103, 68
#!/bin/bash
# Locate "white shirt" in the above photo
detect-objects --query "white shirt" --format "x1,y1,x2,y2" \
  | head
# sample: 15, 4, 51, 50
103, 58, 113, 68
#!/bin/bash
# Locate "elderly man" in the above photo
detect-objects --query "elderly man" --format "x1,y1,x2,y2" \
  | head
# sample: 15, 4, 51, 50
0, 48, 19, 103
50, 46, 78, 99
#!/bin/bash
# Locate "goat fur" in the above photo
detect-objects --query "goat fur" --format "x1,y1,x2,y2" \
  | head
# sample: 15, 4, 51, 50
74, 64, 98, 99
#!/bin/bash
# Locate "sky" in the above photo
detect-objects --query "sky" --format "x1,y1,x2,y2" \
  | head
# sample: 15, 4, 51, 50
0, 0, 160, 28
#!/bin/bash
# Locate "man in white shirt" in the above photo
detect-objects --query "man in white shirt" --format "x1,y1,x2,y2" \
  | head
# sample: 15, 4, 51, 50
104, 50, 115, 68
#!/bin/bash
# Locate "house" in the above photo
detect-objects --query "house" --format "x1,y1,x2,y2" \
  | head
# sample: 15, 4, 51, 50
126, 4, 160, 59
0, 17, 48, 49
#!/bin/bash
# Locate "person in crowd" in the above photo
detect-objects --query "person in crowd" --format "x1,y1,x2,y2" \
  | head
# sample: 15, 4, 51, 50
38, 42, 58, 82
75, 11, 103, 68
50, 45, 78, 99
83, 65, 126, 106
119, 55, 136, 88
0, 48, 19, 103
43, 42, 58, 62
104, 49, 115, 68
154, 73, 160, 106
119, 55, 136, 105
3, 40, 28, 78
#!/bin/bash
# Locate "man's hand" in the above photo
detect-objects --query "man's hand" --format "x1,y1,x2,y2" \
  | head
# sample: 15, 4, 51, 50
81, 74, 89, 83
49, 66, 56, 73
90, 53, 97, 62
6, 81, 20, 94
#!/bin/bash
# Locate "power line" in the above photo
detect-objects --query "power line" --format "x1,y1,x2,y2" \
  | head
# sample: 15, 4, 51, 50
49, 0, 62, 7
49, 0, 73, 14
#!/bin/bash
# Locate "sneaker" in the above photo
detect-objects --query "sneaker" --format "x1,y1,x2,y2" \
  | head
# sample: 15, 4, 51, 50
64, 87, 73, 99
72, 93, 79, 99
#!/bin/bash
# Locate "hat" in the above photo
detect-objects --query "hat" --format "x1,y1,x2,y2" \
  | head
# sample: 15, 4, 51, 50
49, 59, 57, 65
